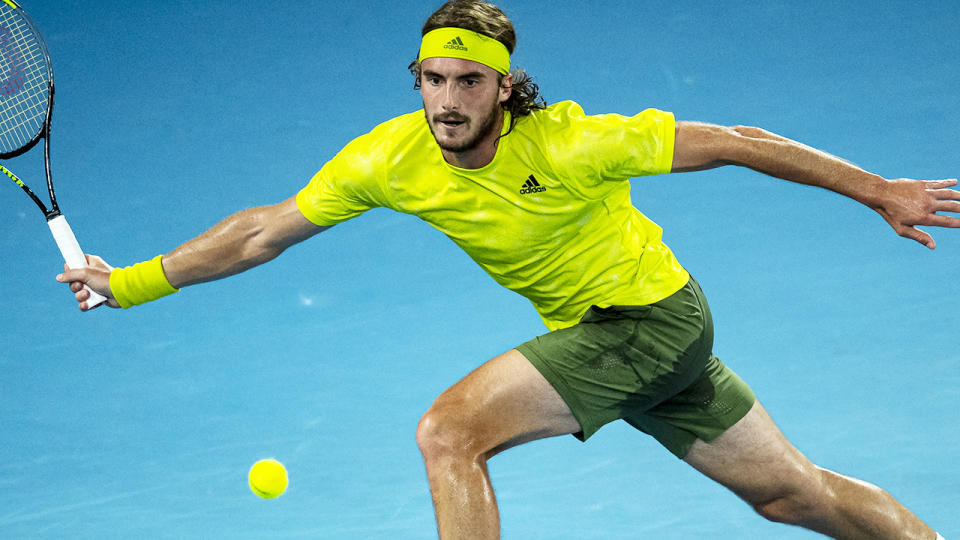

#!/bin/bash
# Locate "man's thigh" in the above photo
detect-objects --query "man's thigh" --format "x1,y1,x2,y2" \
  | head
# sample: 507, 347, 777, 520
423, 348, 581, 457
683, 400, 818, 503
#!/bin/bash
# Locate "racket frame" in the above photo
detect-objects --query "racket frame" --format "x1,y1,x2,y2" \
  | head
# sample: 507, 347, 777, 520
0, 0, 59, 220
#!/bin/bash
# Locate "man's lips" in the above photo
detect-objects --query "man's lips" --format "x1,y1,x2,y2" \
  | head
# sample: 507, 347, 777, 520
436, 116, 467, 128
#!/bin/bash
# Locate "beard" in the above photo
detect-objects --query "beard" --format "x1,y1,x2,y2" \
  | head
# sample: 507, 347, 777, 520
426, 98, 500, 154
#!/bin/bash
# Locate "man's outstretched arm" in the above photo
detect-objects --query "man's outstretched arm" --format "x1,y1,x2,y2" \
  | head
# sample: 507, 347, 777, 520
671, 121, 960, 249
58, 196, 329, 310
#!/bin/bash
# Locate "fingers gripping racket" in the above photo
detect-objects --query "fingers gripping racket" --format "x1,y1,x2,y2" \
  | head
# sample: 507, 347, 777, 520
0, 0, 105, 307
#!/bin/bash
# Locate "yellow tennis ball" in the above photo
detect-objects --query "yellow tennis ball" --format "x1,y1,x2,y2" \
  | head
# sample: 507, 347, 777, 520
248, 459, 288, 499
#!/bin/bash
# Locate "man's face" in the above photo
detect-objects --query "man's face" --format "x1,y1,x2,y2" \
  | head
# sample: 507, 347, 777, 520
419, 57, 510, 156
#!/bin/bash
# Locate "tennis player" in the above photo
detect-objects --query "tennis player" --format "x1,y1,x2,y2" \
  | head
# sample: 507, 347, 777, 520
60, 1, 955, 538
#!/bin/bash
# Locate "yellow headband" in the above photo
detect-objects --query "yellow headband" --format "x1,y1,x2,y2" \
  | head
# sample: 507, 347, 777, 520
418, 27, 510, 75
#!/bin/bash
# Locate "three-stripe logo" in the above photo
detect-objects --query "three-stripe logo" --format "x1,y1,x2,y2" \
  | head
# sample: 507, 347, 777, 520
520, 174, 546, 194
444, 37, 467, 51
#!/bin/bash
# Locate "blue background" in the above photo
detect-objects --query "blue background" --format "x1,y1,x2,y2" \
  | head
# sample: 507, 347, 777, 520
1, 1, 957, 538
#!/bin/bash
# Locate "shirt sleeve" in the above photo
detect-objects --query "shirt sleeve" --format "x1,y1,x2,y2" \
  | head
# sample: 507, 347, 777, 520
296, 130, 390, 227
544, 101, 675, 197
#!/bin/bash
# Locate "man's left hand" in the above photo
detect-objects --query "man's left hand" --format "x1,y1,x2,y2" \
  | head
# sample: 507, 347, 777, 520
874, 178, 960, 249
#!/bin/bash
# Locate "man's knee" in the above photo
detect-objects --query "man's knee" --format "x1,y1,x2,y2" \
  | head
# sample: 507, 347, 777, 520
416, 396, 479, 462
748, 466, 834, 526
753, 492, 819, 525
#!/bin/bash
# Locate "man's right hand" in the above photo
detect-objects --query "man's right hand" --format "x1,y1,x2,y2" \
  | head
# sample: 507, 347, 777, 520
57, 255, 121, 311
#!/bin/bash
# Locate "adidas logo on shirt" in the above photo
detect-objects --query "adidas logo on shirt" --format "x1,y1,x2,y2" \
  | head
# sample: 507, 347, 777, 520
444, 37, 467, 51
520, 174, 547, 194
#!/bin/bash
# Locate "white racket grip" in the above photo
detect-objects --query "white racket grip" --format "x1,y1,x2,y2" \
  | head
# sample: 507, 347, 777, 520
47, 215, 108, 308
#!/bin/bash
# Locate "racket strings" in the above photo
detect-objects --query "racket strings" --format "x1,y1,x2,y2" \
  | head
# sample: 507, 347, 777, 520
0, 8, 50, 155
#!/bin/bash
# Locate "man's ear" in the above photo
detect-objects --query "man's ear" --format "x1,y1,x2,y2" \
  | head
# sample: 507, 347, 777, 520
499, 73, 513, 104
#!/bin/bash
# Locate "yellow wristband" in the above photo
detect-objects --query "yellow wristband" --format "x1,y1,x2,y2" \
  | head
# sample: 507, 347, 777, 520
109, 255, 179, 309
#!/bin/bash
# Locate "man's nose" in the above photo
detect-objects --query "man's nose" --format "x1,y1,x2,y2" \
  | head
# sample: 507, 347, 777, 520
441, 84, 459, 110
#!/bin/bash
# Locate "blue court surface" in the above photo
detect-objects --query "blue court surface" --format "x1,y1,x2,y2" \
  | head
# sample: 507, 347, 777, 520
1, 1, 957, 538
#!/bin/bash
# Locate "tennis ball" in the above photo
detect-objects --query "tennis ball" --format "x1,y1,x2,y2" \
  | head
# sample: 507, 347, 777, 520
248, 458, 288, 499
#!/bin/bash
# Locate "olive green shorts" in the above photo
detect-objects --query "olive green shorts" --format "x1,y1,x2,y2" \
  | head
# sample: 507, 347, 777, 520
516, 277, 755, 459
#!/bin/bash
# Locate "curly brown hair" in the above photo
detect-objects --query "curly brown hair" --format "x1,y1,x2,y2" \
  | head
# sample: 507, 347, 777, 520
408, 0, 547, 135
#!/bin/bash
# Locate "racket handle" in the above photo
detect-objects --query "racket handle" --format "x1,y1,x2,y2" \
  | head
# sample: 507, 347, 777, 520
47, 215, 108, 308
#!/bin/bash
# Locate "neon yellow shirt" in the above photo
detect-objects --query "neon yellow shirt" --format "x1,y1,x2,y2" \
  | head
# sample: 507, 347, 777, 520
297, 100, 689, 331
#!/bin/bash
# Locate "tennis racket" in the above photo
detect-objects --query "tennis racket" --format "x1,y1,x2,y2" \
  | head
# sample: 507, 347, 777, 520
0, 0, 105, 307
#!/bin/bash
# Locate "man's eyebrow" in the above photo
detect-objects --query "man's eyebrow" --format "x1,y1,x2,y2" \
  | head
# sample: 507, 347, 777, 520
457, 71, 488, 80
422, 70, 488, 81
